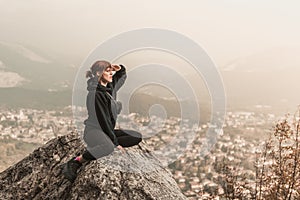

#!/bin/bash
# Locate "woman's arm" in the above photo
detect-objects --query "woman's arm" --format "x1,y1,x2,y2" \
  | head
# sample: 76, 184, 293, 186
94, 93, 119, 146
112, 64, 127, 92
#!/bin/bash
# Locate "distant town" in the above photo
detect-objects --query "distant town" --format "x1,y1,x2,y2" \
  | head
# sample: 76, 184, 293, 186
0, 106, 278, 198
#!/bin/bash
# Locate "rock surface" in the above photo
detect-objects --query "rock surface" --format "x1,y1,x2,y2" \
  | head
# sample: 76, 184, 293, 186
0, 132, 187, 200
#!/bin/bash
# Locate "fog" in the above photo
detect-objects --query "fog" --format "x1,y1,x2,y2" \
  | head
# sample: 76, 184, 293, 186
1, 0, 300, 65
0, 0, 300, 114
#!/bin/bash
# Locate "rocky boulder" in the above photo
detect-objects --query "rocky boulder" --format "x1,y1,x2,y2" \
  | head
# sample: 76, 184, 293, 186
0, 132, 187, 200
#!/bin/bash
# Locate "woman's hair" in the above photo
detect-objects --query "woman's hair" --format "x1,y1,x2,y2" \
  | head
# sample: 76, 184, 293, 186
86, 60, 111, 78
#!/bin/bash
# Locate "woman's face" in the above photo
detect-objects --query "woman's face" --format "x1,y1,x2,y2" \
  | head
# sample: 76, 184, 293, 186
100, 66, 116, 84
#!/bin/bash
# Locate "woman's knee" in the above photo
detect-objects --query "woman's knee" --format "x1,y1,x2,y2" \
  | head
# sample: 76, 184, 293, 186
126, 130, 142, 144
124, 130, 142, 139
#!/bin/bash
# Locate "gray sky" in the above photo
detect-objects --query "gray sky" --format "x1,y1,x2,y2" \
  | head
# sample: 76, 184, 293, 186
1, 0, 300, 66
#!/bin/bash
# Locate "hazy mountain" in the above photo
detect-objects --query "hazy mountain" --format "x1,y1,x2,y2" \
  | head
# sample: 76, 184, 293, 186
0, 70, 28, 88
1, 42, 298, 114
0, 42, 79, 109
0, 41, 77, 91
221, 46, 300, 114
222, 46, 300, 72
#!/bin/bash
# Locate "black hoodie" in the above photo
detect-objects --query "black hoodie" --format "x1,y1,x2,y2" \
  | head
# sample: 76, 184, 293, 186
83, 65, 127, 146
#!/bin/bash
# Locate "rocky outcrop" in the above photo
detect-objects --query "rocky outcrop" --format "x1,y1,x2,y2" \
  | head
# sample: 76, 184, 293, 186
0, 132, 187, 200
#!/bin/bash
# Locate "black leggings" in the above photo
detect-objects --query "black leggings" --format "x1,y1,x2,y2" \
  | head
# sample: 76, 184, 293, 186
82, 127, 142, 161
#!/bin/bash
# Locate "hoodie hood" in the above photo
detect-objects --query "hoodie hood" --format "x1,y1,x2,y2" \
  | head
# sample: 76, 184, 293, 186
87, 76, 111, 92
87, 76, 99, 91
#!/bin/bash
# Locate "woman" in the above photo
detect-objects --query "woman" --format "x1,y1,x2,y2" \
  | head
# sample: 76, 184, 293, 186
62, 60, 142, 182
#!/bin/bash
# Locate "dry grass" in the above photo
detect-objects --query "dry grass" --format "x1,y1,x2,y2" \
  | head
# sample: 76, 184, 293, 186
219, 108, 300, 200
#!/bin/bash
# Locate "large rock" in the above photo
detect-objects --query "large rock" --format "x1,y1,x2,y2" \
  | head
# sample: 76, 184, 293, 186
0, 132, 187, 200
